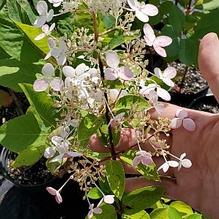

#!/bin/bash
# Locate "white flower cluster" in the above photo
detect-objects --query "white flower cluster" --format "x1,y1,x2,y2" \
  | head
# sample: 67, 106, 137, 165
30, 0, 195, 217
86, 0, 126, 15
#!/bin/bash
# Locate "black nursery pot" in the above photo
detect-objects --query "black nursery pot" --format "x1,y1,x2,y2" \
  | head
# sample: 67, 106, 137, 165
0, 148, 55, 191
189, 94, 219, 113
170, 86, 209, 107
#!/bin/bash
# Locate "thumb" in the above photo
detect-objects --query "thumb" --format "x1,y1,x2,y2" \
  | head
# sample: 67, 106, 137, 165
199, 32, 219, 102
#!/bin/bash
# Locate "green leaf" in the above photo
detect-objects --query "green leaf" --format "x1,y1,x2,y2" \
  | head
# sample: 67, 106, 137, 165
0, 0, 6, 10
102, 14, 116, 29
6, 0, 34, 24
122, 210, 150, 219
194, 8, 219, 39
123, 186, 164, 212
13, 134, 48, 168
120, 150, 159, 181
87, 187, 103, 199
15, 22, 49, 55
109, 30, 124, 49
179, 36, 199, 66
0, 14, 43, 61
184, 213, 202, 219
0, 59, 42, 91
0, 112, 42, 153
150, 208, 168, 219
78, 114, 102, 147
20, 83, 58, 127
90, 204, 117, 219
161, 24, 180, 62
170, 201, 193, 216
168, 206, 182, 219
114, 95, 151, 114
105, 160, 125, 200
160, 2, 185, 35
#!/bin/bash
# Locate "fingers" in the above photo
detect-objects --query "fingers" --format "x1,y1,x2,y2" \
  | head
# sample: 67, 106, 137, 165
199, 32, 219, 102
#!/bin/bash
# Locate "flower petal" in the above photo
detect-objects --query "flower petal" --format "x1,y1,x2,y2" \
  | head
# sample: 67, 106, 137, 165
143, 24, 155, 46
176, 109, 188, 119
127, 0, 138, 10
44, 147, 56, 158
154, 67, 162, 78
93, 207, 102, 214
103, 195, 115, 204
75, 63, 89, 76
135, 10, 149, 22
36, 1, 48, 15
63, 66, 75, 78
33, 79, 49, 92
181, 159, 192, 168
157, 163, 169, 173
168, 160, 179, 168
34, 15, 47, 27
132, 156, 141, 167
153, 45, 167, 57
64, 151, 82, 158
106, 51, 120, 69
183, 118, 196, 132
157, 87, 171, 101
46, 187, 57, 196
163, 67, 177, 79
141, 4, 158, 16
170, 118, 182, 129
154, 36, 172, 47
35, 33, 46, 41
162, 78, 174, 87
50, 78, 64, 91
42, 63, 55, 77
105, 68, 118, 80
55, 192, 63, 204
118, 67, 133, 81
47, 9, 54, 22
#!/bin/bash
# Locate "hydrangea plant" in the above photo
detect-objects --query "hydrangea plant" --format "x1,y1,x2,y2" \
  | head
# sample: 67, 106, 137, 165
0, 0, 204, 218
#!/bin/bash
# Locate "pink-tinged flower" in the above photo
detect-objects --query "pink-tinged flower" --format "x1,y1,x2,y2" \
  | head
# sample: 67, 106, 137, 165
140, 82, 171, 101
46, 187, 63, 204
132, 150, 153, 167
35, 23, 55, 41
178, 153, 192, 170
48, 0, 63, 7
157, 160, 179, 173
143, 90, 164, 114
143, 24, 172, 57
103, 195, 115, 204
154, 67, 177, 87
88, 204, 102, 219
127, 0, 158, 22
33, 63, 63, 92
34, 1, 54, 27
45, 38, 67, 66
171, 109, 196, 132
105, 51, 133, 81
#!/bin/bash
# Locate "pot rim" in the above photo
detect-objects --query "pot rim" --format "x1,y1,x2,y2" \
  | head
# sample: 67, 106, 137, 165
0, 147, 55, 189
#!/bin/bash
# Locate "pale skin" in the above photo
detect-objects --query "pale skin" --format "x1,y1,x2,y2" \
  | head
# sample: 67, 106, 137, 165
90, 33, 219, 219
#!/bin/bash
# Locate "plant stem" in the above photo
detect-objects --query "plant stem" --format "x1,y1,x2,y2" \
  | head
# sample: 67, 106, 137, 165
92, 12, 117, 160
179, 66, 188, 93
98, 57, 117, 160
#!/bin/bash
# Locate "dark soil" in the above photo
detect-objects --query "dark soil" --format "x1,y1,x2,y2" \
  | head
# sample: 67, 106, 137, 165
192, 103, 219, 113
190, 95, 219, 114
6, 154, 52, 186
171, 62, 208, 95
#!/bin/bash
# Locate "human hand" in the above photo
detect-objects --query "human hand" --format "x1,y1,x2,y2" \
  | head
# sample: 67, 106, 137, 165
90, 33, 219, 219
